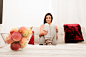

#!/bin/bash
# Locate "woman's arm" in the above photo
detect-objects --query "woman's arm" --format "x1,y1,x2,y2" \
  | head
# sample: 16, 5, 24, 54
55, 25, 58, 40
39, 25, 43, 37
56, 25, 58, 33
39, 24, 48, 37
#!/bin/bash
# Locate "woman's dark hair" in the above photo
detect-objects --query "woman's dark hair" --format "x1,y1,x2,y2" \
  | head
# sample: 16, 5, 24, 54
44, 13, 53, 24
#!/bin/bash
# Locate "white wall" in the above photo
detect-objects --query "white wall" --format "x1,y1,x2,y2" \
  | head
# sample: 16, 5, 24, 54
52, 0, 86, 27
2, 0, 86, 32
1, 0, 53, 33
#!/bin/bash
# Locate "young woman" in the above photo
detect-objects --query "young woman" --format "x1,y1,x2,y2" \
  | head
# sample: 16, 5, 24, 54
39, 13, 58, 45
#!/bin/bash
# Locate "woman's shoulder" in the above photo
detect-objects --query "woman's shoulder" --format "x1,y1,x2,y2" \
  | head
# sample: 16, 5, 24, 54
40, 24, 44, 27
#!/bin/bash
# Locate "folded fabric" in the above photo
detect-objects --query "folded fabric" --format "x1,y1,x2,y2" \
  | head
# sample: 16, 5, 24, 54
63, 24, 84, 43
28, 31, 34, 45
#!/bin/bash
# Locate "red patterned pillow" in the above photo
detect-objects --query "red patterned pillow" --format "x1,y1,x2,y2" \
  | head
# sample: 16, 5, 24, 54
28, 31, 34, 45
63, 24, 84, 43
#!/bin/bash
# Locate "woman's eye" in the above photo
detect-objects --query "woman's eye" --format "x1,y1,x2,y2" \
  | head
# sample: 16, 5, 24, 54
49, 17, 51, 19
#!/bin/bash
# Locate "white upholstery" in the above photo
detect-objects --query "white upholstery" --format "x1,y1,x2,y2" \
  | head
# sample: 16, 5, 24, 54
27, 27, 86, 44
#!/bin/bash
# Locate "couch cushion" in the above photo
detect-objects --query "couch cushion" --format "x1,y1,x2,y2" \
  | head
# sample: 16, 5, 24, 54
32, 27, 40, 35
58, 27, 64, 35
57, 34, 65, 44
28, 31, 34, 45
34, 34, 40, 43
63, 24, 84, 43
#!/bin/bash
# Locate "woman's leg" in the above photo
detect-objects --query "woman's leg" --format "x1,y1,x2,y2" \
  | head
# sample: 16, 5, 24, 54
43, 24, 51, 40
52, 34, 57, 45
50, 24, 57, 45
40, 36, 45, 44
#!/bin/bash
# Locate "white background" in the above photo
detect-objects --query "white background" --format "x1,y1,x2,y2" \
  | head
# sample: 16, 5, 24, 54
1, 0, 86, 32
2, 0, 53, 33
0, 0, 86, 46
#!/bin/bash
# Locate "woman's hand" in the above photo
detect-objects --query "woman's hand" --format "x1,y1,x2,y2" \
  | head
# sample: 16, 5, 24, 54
42, 30, 48, 35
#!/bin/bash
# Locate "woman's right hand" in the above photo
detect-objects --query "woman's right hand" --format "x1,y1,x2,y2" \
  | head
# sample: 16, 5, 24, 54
42, 30, 48, 35
39, 24, 48, 37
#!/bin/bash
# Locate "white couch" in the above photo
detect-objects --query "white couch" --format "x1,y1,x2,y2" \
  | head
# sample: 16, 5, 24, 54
30, 27, 86, 45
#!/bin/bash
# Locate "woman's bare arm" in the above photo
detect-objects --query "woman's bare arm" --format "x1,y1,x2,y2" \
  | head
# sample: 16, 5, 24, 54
55, 25, 58, 40
39, 24, 44, 37
56, 25, 58, 33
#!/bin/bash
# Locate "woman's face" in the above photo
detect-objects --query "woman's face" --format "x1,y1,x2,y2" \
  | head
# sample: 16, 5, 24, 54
46, 15, 52, 24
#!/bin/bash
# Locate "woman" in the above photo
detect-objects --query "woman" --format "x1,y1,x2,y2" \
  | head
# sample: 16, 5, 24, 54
39, 13, 58, 45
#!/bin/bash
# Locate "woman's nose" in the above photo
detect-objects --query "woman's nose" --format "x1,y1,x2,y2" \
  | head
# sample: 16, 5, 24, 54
47, 19, 50, 20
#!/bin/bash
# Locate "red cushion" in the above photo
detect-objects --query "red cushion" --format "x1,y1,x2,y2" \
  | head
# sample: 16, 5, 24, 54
28, 31, 34, 45
63, 24, 84, 43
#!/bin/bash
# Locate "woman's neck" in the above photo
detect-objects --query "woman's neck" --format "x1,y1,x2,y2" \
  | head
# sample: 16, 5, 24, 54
48, 23, 51, 25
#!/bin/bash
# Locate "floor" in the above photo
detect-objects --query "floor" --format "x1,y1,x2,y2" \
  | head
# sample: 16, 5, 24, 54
0, 44, 86, 57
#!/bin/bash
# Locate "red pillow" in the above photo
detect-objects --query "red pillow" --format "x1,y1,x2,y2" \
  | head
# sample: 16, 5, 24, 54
63, 24, 84, 43
28, 31, 34, 45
